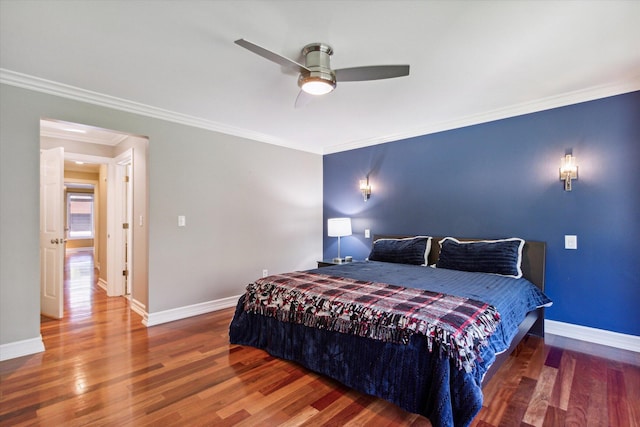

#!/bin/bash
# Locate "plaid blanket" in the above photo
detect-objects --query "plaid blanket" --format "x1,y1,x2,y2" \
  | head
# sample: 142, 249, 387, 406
243, 271, 501, 372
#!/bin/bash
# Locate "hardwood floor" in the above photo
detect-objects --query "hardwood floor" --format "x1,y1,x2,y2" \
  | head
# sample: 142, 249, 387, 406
1, 251, 638, 426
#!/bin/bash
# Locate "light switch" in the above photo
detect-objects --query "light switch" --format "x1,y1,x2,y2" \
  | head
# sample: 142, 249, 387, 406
565, 235, 577, 249
178, 215, 186, 227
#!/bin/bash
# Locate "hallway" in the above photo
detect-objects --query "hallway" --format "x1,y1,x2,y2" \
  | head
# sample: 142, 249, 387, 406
41, 249, 138, 340
62, 250, 99, 319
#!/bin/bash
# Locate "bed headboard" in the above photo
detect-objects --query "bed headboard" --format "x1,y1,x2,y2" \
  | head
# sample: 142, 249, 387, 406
372, 235, 546, 291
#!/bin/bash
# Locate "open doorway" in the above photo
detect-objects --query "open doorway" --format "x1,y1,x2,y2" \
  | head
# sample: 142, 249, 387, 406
39, 118, 149, 321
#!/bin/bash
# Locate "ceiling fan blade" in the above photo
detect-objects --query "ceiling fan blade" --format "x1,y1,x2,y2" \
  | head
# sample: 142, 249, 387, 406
335, 65, 410, 82
294, 90, 314, 109
235, 39, 309, 74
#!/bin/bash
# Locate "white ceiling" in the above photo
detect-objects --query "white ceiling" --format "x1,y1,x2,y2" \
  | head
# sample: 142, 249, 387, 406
2, 1, 639, 154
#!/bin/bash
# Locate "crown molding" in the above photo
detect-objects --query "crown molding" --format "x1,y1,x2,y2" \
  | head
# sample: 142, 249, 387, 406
0, 68, 300, 151
3, 68, 637, 156
323, 76, 640, 154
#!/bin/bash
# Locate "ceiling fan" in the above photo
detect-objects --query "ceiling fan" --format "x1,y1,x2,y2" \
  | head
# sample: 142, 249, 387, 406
234, 38, 410, 107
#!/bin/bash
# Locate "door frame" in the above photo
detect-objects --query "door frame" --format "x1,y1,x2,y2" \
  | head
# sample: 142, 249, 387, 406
39, 119, 149, 322
107, 149, 133, 297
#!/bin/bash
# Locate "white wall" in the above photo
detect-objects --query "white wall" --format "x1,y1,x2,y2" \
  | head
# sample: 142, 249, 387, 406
0, 83, 323, 352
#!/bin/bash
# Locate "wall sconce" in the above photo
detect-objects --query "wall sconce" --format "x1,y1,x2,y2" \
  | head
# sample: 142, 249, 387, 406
559, 154, 578, 191
359, 178, 371, 201
327, 218, 352, 262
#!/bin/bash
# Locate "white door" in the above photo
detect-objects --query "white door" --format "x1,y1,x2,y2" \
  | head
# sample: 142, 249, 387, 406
40, 147, 65, 319
122, 162, 132, 295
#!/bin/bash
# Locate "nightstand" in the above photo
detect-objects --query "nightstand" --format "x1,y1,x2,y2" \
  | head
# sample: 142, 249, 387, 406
317, 259, 354, 268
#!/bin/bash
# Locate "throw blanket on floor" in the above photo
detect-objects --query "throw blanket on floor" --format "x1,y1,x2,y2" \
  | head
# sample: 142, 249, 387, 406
243, 271, 501, 372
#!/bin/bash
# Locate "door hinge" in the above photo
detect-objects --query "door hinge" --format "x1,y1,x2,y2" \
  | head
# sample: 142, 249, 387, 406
124, 175, 130, 183
122, 269, 129, 277
122, 223, 129, 229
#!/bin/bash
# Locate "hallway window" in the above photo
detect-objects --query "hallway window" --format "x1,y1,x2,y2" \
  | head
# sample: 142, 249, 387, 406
68, 193, 94, 239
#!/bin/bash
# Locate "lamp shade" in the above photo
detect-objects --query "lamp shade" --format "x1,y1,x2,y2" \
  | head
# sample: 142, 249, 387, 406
327, 218, 352, 237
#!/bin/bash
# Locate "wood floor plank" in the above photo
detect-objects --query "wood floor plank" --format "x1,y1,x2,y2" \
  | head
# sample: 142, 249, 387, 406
298, 390, 362, 426
621, 362, 640, 427
564, 352, 592, 426
215, 372, 318, 419
549, 349, 576, 410
523, 334, 547, 379
543, 405, 566, 426
607, 367, 631, 427
522, 365, 558, 427
585, 354, 609, 427
544, 345, 563, 368
279, 406, 321, 427
281, 379, 334, 417
322, 394, 376, 426
1, 251, 638, 427
311, 384, 350, 412
475, 339, 535, 425
499, 375, 537, 425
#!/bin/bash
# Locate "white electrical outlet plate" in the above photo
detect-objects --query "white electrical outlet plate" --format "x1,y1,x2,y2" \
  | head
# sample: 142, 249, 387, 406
365, 229, 371, 238
262, 269, 268, 277
178, 215, 186, 227
565, 235, 577, 249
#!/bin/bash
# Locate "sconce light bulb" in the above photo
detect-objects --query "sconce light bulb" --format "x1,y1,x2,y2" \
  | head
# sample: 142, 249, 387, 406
359, 179, 371, 201
560, 154, 578, 191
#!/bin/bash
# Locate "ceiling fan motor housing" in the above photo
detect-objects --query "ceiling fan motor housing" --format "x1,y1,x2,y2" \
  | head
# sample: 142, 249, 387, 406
298, 43, 336, 93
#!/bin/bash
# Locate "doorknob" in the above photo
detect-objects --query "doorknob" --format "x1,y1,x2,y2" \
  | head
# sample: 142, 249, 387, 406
51, 238, 59, 244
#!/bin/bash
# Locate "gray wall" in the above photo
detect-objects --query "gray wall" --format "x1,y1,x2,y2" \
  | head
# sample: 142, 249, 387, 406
0, 83, 322, 347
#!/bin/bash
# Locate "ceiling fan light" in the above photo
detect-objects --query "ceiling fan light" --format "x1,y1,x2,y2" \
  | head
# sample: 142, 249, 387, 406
300, 77, 335, 95
301, 81, 334, 95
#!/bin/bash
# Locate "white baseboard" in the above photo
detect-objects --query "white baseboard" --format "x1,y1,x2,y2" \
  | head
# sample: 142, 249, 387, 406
143, 295, 241, 327
129, 298, 147, 320
545, 320, 640, 353
97, 278, 108, 292
0, 335, 45, 361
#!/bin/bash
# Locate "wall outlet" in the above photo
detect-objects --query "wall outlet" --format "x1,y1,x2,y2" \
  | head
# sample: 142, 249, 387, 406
262, 269, 268, 278
565, 235, 577, 250
178, 215, 186, 227
365, 229, 371, 238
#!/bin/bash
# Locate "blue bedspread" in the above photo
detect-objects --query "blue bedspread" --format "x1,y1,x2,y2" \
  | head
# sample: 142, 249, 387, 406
229, 261, 552, 427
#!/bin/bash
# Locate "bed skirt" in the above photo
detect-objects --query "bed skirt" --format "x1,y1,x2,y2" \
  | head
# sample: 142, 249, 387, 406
229, 295, 485, 427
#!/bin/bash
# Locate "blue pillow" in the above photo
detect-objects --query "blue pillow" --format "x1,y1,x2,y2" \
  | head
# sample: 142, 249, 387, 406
368, 236, 432, 265
436, 237, 525, 278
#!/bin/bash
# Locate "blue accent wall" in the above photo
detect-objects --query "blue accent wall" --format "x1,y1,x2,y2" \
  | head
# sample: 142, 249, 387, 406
323, 91, 640, 336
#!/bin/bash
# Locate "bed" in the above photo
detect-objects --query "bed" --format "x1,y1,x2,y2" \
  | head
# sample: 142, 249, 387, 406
229, 235, 552, 427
